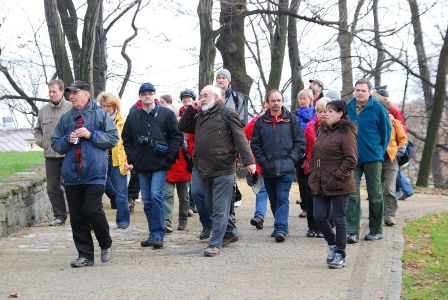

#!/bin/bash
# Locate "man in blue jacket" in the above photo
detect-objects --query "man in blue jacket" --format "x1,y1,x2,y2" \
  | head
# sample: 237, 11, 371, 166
122, 82, 183, 249
51, 80, 119, 267
346, 78, 391, 243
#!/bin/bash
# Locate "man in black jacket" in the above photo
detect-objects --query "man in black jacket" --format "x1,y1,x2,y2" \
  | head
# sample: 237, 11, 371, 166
251, 90, 306, 243
122, 82, 183, 249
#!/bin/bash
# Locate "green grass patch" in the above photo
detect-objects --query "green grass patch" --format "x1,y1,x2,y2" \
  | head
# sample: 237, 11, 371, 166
0, 151, 45, 180
402, 211, 448, 299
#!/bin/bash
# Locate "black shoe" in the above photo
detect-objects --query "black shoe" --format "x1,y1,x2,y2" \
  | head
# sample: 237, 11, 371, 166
315, 231, 324, 238
141, 237, 163, 248
364, 233, 383, 241
71, 257, 94, 268
306, 229, 316, 237
275, 232, 286, 243
347, 234, 359, 244
270, 231, 276, 237
327, 245, 337, 263
250, 217, 264, 230
328, 252, 346, 269
222, 233, 239, 246
199, 228, 212, 240
101, 247, 112, 263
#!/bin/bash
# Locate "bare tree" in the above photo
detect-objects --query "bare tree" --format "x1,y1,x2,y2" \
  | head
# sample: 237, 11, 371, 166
287, 0, 303, 111
197, 0, 216, 90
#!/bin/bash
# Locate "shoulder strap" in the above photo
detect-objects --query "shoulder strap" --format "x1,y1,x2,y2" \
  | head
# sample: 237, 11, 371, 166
232, 91, 239, 109
221, 106, 234, 145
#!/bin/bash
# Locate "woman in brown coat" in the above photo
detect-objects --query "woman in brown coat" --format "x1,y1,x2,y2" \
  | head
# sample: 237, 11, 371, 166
308, 100, 357, 269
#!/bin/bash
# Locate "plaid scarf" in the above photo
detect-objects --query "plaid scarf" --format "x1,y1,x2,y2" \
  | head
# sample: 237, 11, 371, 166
75, 115, 84, 173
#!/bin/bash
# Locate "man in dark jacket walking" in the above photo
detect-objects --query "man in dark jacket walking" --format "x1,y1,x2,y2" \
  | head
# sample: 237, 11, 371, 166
122, 82, 183, 249
51, 80, 118, 267
251, 90, 306, 243
179, 85, 256, 257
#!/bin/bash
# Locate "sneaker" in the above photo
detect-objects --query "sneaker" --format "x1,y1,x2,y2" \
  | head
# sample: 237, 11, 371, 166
234, 200, 242, 207
384, 216, 396, 227
204, 246, 220, 257
117, 223, 129, 229
296, 198, 302, 204
141, 237, 163, 249
164, 222, 173, 234
328, 252, 346, 269
347, 234, 359, 244
275, 232, 286, 243
306, 229, 316, 237
49, 218, 65, 226
178, 221, 187, 231
315, 231, 324, 238
199, 228, 212, 240
70, 257, 94, 268
327, 245, 337, 263
270, 231, 276, 237
299, 210, 307, 218
101, 247, 112, 263
398, 193, 413, 201
188, 209, 194, 217
191, 207, 198, 213
364, 233, 383, 241
250, 217, 264, 230
222, 233, 239, 246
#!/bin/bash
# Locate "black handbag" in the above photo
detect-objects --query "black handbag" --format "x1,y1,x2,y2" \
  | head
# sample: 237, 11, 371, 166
181, 146, 193, 172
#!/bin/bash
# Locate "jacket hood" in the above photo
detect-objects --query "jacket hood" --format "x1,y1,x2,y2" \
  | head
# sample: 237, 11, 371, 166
261, 106, 292, 121
321, 118, 356, 134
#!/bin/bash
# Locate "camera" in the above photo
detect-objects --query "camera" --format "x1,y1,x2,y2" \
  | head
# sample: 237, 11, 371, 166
137, 136, 149, 145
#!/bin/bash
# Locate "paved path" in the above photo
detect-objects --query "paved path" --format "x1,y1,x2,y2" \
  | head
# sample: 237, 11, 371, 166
0, 181, 447, 299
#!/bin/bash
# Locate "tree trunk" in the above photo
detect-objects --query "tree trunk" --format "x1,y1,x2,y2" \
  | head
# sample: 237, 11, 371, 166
216, 0, 252, 96
288, 0, 302, 112
198, 0, 216, 91
79, 0, 101, 86
267, 0, 288, 91
416, 25, 448, 186
337, 0, 354, 101
44, 0, 74, 85
372, 0, 385, 87
93, 1, 106, 96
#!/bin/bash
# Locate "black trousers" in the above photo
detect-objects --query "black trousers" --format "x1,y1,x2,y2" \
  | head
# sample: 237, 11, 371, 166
296, 167, 308, 212
313, 194, 349, 256
128, 169, 140, 200
45, 157, 67, 220
65, 184, 112, 260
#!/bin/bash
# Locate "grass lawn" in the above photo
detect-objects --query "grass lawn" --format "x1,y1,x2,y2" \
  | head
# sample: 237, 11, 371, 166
0, 151, 45, 180
402, 211, 448, 299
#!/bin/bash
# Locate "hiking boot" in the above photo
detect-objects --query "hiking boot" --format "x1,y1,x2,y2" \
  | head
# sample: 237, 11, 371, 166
270, 231, 276, 237
101, 247, 112, 263
188, 209, 194, 217
250, 217, 264, 230
275, 232, 286, 243
306, 229, 316, 237
49, 218, 65, 226
364, 233, 383, 241
315, 231, 324, 238
222, 233, 239, 246
164, 222, 173, 234
141, 237, 163, 249
71, 257, 94, 268
384, 216, 396, 227
299, 210, 307, 218
234, 200, 242, 207
398, 193, 413, 201
328, 252, 346, 269
178, 221, 187, 231
347, 234, 359, 244
204, 246, 220, 257
199, 228, 212, 240
327, 245, 337, 263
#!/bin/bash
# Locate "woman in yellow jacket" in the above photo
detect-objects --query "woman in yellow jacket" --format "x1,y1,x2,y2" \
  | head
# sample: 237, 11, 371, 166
98, 92, 132, 229
374, 92, 408, 226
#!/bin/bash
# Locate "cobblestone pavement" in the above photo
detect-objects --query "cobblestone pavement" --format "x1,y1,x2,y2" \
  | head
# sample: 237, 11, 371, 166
0, 180, 447, 299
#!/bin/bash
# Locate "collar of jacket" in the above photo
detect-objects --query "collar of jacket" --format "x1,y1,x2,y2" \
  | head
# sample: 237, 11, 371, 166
261, 106, 291, 123
114, 111, 125, 125
49, 97, 66, 108
349, 95, 376, 111
320, 119, 354, 133
139, 103, 160, 117
74, 99, 97, 113
224, 85, 233, 98
200, 100, 223, 116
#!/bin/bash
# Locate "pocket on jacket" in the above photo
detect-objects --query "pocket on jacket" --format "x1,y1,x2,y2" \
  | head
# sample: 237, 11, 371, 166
209, 148, 236, 168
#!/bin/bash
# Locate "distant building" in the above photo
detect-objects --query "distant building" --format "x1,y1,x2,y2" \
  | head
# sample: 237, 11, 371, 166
0, 128, 42, 152
0, 117, 14, 128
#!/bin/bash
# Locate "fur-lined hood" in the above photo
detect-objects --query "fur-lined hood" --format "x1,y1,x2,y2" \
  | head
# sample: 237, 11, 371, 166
319, 118, 356, 134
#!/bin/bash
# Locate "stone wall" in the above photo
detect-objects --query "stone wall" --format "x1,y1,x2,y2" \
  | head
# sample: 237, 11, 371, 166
0, 165, 53, 237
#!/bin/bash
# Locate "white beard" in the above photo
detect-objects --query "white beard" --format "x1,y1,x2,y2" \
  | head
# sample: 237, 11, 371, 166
201, 98, 216, 111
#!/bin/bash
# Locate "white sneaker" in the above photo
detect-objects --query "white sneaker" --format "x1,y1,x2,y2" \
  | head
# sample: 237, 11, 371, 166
234, 200, 242, 207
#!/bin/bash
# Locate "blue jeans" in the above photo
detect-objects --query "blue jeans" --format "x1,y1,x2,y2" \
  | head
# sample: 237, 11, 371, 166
138, 171, 167, 239
202, 174, 238, 247
253, 177, 268, 220
106, 160, 130, 227
264, 173, 295, 235
396, 169, 413, 197
191, 168, 211, 229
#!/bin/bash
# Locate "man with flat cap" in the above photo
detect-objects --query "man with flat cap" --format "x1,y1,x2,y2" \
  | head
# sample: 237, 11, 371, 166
52, 80, 119, 267
308, 79, 324, 105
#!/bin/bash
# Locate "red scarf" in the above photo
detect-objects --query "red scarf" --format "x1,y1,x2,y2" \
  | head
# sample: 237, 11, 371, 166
75, 115, 84, 173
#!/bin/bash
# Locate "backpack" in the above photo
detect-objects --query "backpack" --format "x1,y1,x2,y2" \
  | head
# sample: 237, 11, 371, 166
398, 140, 415, 166
230, 91, 249, 126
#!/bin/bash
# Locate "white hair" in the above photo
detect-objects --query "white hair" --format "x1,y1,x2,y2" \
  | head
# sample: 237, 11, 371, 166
201, 85, 222, 100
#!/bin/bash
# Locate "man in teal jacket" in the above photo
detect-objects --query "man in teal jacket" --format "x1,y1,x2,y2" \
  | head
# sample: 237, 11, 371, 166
346, 78, 391, 243
52, 80, 118, 267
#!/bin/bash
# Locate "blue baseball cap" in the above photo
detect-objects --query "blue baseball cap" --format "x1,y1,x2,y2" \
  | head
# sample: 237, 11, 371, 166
139, 82, 156, 94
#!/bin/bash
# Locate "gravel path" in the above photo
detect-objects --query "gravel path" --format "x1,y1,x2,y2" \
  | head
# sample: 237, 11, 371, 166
0, 180, 447, 299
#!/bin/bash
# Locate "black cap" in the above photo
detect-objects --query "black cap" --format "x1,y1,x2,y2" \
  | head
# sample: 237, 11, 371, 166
179, 89, 196, 100
139, 82, 156, 94
377, 89, 389, 97
65, 80, 90, 93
